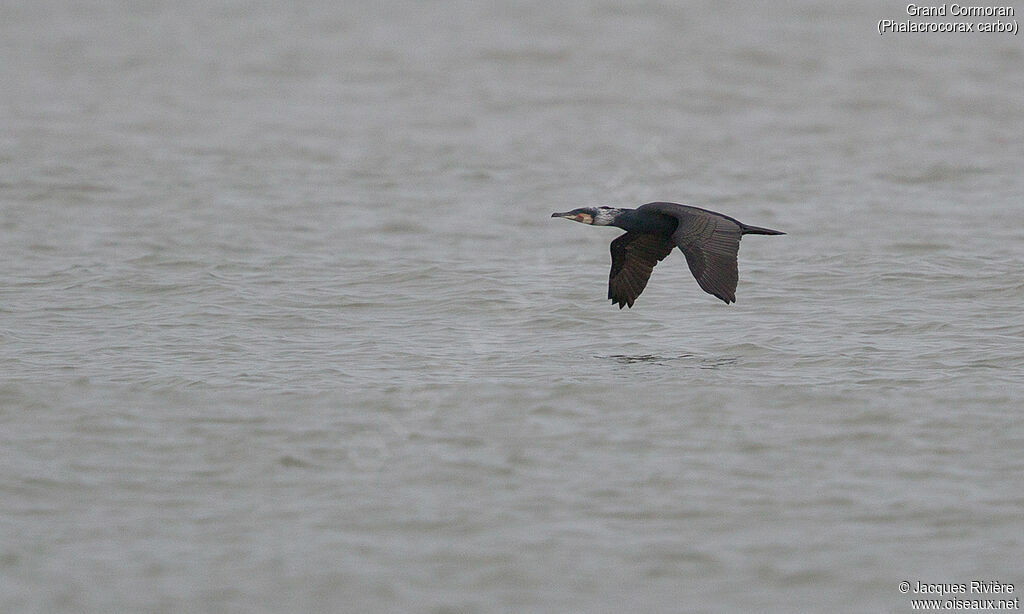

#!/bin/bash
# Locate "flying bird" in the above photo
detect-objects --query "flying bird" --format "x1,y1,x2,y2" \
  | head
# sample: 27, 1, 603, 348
551, 202, 783, 308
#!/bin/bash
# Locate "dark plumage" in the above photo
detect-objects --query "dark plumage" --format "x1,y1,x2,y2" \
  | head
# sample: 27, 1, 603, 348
551, 202, 784, 308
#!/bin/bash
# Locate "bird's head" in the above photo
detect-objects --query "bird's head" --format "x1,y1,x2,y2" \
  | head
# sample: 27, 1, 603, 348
551, 206, 618, 226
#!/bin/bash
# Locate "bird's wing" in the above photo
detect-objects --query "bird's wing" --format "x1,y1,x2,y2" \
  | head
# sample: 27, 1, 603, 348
608, 232, 676, 309
636, 202, 743, 304
674, 213, 742, 304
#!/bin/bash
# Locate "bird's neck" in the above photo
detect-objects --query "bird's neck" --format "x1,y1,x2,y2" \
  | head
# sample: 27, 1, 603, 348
609, 208, 640, 230
609, 208, 675, 234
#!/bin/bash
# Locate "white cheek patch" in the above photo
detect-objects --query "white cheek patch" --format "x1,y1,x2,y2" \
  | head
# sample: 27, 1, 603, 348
592, 209, 619, 226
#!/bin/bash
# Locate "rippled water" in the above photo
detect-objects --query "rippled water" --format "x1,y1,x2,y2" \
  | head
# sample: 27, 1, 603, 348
2, 2, 1023, 612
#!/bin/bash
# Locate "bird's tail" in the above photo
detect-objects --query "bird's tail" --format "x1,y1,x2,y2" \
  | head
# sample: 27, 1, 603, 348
740, 224, 785, 236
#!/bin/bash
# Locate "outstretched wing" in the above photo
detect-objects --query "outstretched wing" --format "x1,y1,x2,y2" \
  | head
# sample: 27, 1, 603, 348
608, 232, 676, 309
637, 202, 743, 304
675, 215, 742, 303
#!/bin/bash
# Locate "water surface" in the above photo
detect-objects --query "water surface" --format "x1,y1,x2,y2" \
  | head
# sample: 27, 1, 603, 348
2, 2, 1023, 612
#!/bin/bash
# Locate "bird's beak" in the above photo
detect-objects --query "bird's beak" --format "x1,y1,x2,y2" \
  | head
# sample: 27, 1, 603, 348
551, 211, 593, 224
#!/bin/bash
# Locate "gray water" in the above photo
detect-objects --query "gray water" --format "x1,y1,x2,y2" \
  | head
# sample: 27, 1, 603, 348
2, 2, 1023, 612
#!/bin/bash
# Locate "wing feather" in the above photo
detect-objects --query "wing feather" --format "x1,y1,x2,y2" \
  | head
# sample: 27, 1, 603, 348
637, 202, 743, 304
676, 216, 742, 304
608, 232, 675, 308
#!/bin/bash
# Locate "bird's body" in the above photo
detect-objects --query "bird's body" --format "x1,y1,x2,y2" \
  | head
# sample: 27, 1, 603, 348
551, 202, 784, 308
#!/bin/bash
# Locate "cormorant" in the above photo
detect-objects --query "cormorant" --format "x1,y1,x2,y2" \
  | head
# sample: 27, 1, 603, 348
551, 202, 784, 308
